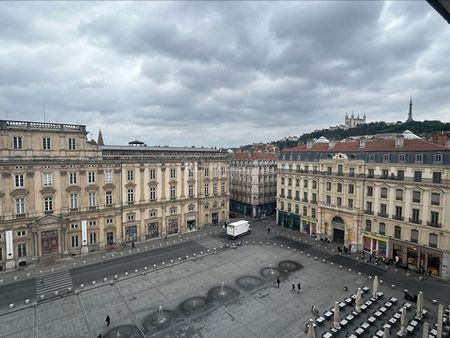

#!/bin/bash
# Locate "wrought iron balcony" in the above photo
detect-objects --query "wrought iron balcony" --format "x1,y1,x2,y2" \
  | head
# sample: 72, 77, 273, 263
427, 221, 442, 228
409, 218, 422, 225
392, 215, 404, 221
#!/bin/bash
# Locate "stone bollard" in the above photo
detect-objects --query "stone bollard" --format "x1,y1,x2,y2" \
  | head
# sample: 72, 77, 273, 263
25, 299, 30, 305
83, 260, 86, 264
162, 262, 165, 265
129, 250, 132, 253
153, 264, 157, 268
33, 301, 38, 307
92, 281, 96, 285
288, 247, 290, 250
330, 262, 334, 265
134, 269, 138, 273
13, 276, 18, 280
339, 265, 343, 269
73, 263, 76, 266
170, 260, 173, 263
369, 276, 372, 279
144, 246, 147, 250
111, 254, 115, 257
200, 251, 203, 255
75, 290, 80, 295
358, 272, 362, 275
178, 257, 181, 261
80, 284, 84, 289
40, 295, 45, 299
348, 269, 352, 272
266, 242, 270, 245
104, 278, 108, 282
125, 272, 129, 276
51, 268, 54, 272
144, 267, 148, 270
207, 249, 210, 253
280, 244, 284, 248
9, 304, 14, 309
120, 252, 124, 256
27, 273, 30, 277
300, 251, 303, 254
102, 256, 106, 259
322, 259, 326, 263
0, 279, 3, 283
314, 257, 318, 260
391, 284, 396, 289
136, 248, 140, 252
54, 291, 59, 296
68, 287, 72, 292
114, 275, 118, 280
307, 254, 310, 257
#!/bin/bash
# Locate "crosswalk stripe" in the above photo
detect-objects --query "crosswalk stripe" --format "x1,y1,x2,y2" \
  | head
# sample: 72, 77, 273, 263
36, 270, 73, 296
195, 237, 224, 249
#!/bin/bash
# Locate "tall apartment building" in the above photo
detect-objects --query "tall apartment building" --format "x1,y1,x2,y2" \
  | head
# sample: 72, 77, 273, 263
277, 131, 450, 280
0, 120, 230, 270
230, 152, 277, 217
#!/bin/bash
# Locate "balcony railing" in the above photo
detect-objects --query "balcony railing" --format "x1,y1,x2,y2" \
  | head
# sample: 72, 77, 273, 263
364, 210, 374, 215
392, 215, 404, 221
311, 200, 318, 204
409, 218, 422, 225
44, 210, 54, 215
427, 221, 442, 228
302, 198, 309, 203
377, 212, 388, 218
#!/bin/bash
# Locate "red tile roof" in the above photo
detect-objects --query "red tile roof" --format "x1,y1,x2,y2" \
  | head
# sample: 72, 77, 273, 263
233, 151, 277, 160
283, 139, 447, 153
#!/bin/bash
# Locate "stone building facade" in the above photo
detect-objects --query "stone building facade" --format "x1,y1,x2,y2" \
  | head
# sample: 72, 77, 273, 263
230, 152, 277, 217
277, 131, 450, 280
0, 120, 230, 270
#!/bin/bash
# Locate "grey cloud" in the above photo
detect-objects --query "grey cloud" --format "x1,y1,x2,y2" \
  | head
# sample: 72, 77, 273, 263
0, 1, 449, 147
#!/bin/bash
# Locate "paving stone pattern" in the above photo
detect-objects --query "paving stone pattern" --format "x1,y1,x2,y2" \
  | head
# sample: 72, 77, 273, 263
0, 244, 443, 338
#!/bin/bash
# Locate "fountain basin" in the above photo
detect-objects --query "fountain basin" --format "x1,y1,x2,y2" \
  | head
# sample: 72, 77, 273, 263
236, 276, 265, 291
104, 325, 141, 338
207, 285, 240, 302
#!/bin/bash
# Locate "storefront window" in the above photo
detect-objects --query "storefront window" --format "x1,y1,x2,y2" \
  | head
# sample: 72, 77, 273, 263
427, 254, 440, 276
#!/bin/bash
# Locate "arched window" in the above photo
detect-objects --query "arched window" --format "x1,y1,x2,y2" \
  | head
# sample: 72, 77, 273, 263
410, 229, 418, 243
429, 233, 438, 248
379, 223, 386, 235
394, 225, 401, 239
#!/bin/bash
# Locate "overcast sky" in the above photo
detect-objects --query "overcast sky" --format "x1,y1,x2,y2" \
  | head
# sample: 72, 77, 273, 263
1, 1, 449, 147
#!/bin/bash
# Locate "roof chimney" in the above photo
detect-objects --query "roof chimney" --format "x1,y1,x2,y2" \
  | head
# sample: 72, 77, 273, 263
306, 140, 313, 149
358, 137, 366, 148
395, 134, 404, 148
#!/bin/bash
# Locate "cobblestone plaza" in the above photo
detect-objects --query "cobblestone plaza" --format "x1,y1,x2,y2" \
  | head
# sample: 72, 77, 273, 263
0, 242, 444, 338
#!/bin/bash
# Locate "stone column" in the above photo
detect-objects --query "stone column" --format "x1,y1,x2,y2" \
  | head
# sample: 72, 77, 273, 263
180, 166, 185, 198
31, 227, 38, 260
139, 166, 145, 202
62, 223, 68, 255
161, 165, 166, 200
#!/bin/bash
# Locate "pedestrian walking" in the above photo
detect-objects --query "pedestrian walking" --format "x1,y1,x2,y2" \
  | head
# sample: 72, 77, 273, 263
97, 335, 102, 338
165, 234, 168, 240
337, 246, 342, 254
292, 283, 296, 291
268, 227, 270, 233
276, 277, 280, 288
297, 282, 301, 292
105, 315, 111, 327
369, 254, 372, 262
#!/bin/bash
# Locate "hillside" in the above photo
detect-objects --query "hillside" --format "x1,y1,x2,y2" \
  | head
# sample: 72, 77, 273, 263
270, 120, 450, 151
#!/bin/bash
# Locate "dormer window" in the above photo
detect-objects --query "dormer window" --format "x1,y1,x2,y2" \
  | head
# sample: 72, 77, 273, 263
369, 154, 375, 161
433, 153, 443, 164
383, 154, 390, 162
415, 154, 423, 163
398, 154, 406, 162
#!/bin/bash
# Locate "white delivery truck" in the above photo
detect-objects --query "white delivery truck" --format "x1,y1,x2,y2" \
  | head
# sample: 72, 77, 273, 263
227, 220, 251, 239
